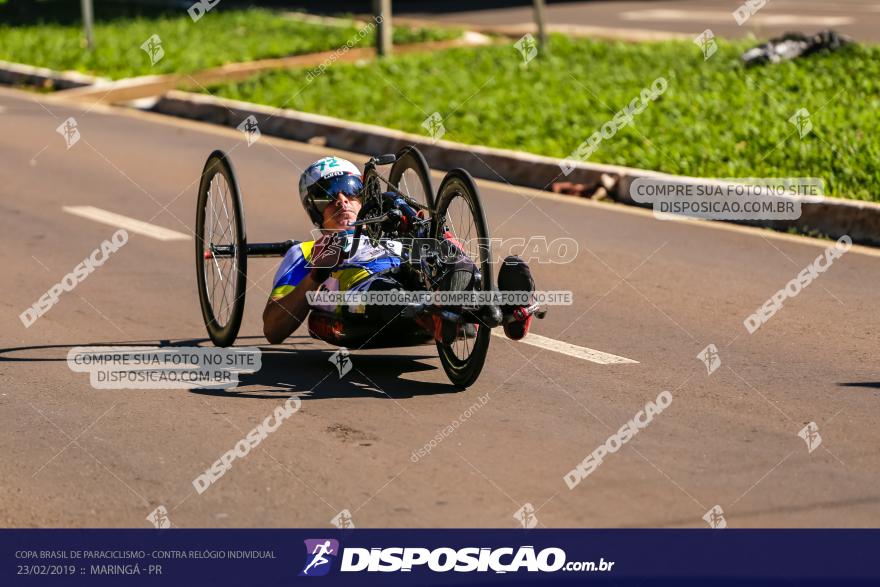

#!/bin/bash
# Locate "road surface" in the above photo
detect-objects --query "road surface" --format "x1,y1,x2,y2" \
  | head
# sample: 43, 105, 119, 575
399, 0, 880, 42
1, 86, 878, 528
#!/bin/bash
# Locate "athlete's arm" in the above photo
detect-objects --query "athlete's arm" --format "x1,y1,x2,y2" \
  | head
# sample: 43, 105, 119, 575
262, 233, 344, 344
262, 271, 322, 344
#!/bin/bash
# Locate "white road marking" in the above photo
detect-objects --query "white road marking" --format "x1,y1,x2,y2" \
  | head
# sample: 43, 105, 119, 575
492, 330, 638, 364
63, 206, 191, 241
620, 9, 853, 26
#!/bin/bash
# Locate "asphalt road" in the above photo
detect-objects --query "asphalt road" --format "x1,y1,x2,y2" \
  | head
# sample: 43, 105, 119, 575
401, 0, 880, 42
1, 86, 878, 529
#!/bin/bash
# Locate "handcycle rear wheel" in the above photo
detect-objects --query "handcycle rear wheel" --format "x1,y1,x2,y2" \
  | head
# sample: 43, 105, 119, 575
432, 169, 493, 388
195, 150, 247, 347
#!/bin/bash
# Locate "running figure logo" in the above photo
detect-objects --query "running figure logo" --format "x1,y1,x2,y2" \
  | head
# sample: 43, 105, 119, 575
300, 539, 339, 577
513, 503, 538, 528
329, 348, 352, 379
703, 505, 727, 529
693, 29, 718, 60
140, 34, 165, 66
697, 344, 721, 375
330, 509, 356, 529
55, 117, 81, 149
514, 33, 538, 65
421, 112, 446, 143
146, 505, 171, 529
798, 421, 822, 453
237, 115, 261, 146
789, 108, 813, 139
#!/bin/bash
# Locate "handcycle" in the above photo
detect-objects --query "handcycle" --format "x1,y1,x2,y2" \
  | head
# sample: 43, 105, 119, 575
194, 145, 543, 387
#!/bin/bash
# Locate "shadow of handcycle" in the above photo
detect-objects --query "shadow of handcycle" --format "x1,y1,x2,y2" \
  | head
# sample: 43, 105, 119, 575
0, 335, 460, 400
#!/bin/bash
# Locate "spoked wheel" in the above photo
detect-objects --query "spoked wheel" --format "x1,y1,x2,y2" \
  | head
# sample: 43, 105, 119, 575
195, 150, 247, 347
433, 169, 493, 388
388, 146, 434, 211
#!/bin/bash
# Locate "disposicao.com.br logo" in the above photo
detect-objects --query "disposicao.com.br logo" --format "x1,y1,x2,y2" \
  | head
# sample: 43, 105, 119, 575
299, 540, 613, 575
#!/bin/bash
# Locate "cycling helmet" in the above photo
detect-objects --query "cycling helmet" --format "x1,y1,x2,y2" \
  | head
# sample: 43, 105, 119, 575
298, 156, 364, 227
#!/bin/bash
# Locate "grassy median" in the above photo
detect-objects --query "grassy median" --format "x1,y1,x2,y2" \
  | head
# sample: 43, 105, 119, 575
205, 34, 879, 202
0, 8, 458, 79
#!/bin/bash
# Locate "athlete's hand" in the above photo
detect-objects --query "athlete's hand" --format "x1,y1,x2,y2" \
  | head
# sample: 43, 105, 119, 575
309, 231, 346, 281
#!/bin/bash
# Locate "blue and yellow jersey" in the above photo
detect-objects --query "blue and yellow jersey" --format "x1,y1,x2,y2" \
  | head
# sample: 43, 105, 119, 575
270, 235, 402, 311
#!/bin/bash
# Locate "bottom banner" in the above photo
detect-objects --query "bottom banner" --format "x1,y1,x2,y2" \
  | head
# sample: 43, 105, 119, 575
2, 529, 877, 585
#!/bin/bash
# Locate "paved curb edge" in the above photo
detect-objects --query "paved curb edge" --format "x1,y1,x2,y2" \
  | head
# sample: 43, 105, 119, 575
0, 59, 104, 90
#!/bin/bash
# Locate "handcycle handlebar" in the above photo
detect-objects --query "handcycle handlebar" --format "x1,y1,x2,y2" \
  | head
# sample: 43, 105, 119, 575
349, 212, 394, 228
206, 240, 297, 258
369, 153, 397, 166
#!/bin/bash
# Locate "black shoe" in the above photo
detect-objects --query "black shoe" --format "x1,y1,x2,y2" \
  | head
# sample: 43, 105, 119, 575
497, 256, 534, 341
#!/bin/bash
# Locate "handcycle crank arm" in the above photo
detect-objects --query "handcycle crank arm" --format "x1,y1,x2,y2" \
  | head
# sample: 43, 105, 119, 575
506, 303, 547, 323
404, 303, 503, 328
460, 306, 504, 327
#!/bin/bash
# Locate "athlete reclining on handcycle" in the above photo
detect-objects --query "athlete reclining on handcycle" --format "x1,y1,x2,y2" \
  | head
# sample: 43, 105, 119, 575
262, 156, 536, 346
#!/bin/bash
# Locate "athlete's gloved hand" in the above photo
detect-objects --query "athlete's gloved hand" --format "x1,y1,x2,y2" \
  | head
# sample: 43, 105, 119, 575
310, 231, 347, 282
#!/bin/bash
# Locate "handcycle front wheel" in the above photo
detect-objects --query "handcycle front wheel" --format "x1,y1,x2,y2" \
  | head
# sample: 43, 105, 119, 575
432, 169, 493, 388
195, 150, 248, 347
388, 145, 434, 212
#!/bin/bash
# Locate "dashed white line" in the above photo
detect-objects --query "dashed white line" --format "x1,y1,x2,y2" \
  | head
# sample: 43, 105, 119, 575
492, 330, 638, 365
63, 206, 190, 241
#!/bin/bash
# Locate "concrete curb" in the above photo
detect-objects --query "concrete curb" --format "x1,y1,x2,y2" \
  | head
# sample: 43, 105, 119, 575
0, 59, 104, 90
150, 89, 633, 189
147, 90, 880, 246
615, 175, 880, 245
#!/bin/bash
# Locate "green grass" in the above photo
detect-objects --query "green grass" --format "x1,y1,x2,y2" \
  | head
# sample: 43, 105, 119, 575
204, 34, 880, 202
0, 8, 459, 79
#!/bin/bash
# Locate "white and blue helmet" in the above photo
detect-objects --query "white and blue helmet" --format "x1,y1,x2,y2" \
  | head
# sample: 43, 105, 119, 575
298, 156, 363, 226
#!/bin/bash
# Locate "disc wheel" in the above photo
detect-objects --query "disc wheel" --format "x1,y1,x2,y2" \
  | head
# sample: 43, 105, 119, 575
195, 150, 247, 347
388, 146, 434, 211
432, 169, 493, 388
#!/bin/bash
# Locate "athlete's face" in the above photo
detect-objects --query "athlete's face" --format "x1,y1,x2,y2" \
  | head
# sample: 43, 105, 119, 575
321, 192, 362, 231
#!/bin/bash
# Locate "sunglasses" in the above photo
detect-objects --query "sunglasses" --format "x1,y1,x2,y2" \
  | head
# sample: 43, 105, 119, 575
311, 175, 364, 212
